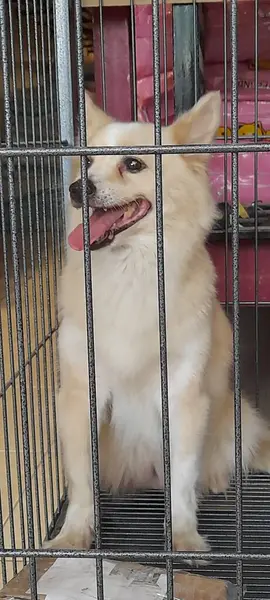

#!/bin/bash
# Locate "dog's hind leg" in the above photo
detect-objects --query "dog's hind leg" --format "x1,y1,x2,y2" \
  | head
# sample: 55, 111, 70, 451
200, 301, 270, 495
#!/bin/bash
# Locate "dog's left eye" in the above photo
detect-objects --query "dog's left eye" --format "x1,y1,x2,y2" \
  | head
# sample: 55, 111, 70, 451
122, 157, 146, 173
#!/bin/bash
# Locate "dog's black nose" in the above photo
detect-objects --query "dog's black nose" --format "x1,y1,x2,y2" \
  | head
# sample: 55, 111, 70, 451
69, 179, 96, 208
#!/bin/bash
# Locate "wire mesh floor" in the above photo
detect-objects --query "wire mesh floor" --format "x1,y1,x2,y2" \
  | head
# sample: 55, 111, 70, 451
97, 474, 270, 600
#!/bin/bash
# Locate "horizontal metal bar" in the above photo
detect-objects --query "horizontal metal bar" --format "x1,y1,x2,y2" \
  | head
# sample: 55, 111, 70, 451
2, 548, 270, 561
80, 0, 254, 6
1, 142, 270, 158
2, 133, 270, 147
223, 302, 270, 307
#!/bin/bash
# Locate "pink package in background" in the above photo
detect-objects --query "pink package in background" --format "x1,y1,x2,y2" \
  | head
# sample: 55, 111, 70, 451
204, 1, 270, 64
135, 5, 174, 125
205, 63, 270, 206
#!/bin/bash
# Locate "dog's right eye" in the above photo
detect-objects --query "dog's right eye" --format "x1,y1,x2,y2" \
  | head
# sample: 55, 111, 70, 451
122, 157, 147, 174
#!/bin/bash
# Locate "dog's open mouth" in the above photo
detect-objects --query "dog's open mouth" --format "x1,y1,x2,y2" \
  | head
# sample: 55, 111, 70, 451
68, 198, 151, 251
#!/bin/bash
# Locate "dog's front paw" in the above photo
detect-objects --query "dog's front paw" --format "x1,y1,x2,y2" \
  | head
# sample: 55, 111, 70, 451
173, 530, 210, 565
44, 527, 93, 550
43, 503, 94, 550
201, 470, 230, 495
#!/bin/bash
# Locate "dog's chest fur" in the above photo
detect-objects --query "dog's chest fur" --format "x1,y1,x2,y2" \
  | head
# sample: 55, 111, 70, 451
59, 244, 212, 392
60, 246, 165, 381
59, 246, 167, 473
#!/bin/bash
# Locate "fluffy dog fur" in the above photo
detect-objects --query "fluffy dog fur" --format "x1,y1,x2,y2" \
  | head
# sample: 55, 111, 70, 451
46, 91, 270, 553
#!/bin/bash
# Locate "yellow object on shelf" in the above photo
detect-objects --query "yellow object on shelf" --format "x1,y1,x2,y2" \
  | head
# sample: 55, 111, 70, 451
239, 204, 249, 219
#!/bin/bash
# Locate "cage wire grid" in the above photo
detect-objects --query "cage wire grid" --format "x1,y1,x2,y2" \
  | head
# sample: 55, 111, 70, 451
0, 1, 270, 600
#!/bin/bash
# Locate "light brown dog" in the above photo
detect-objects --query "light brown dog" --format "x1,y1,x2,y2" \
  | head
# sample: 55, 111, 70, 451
46, 92, 270, 553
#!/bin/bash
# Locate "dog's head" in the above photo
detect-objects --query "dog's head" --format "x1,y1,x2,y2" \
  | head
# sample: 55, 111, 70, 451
68, 91, 221, 255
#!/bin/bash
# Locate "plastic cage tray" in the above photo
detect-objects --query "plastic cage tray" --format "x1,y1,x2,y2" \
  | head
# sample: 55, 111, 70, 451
96, 474, 270, 600
53, 474, 270, 599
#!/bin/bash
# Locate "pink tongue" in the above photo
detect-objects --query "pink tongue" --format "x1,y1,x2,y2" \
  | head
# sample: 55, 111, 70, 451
68, 207, 125, 251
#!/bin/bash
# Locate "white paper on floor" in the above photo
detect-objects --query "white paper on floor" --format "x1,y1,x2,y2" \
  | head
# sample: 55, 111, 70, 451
35, 558, 168, 600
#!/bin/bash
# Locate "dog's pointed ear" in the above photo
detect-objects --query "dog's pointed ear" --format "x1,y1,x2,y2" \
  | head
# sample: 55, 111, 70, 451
169, 92, 221, 164
84, 91, 113, 140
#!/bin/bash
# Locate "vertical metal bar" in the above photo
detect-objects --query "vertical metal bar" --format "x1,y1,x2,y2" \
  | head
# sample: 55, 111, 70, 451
173, 5, 201, 114
0, 355, 17, 579
74, 3, 104, 600
31, 0, 55, 524
99, 0, 107, 111
53, 0, 74, 229
230, 0, 243, 595
39, 0, 59, 320
0, 235, 27, 570
254, 0, 259, 408
46, 0, 64, 277
0, 59, 26, 572
24, 0, 54, 534
162, 0, 168, 126
37, 0, 61, 523
192, 0, 199, 103
223, 0, 229, 316
0, 492, 7, 586
0, 2, 37, 596
17, 0, 50, 538
45, 0, 62, 504
7, 0, 42, 547
130, 0, 137, 121
0, 237, 17, 576
53, 0, 74, 496
173, 5, 189, 114
152, 0, 173, 598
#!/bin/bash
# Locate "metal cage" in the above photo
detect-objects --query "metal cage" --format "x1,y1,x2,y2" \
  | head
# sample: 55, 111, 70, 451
1, 1, 270, 599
